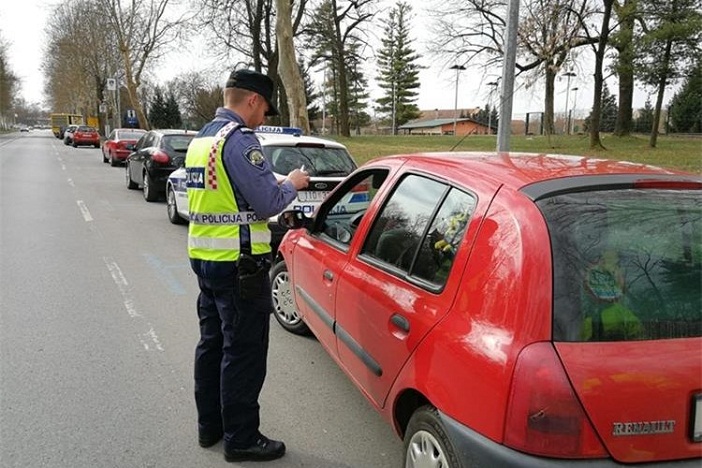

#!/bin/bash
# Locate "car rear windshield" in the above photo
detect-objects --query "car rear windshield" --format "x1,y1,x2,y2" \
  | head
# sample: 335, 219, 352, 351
77, 126, 96, 132
119, 130, 145, 140
163, 134, 195, 152
538, 188, 701, 342
262, 146, 356, 177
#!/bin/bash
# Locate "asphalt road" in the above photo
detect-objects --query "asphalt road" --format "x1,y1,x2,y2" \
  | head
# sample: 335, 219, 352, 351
0, 130, 403, 468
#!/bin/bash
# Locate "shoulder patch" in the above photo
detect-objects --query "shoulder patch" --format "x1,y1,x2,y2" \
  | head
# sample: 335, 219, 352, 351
245, 146, 266, 169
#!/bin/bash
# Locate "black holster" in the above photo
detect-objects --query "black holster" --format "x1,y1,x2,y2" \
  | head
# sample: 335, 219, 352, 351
237, 253, 269, 299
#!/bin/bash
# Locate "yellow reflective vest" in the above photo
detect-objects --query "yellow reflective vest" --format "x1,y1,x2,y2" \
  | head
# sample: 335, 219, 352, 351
185, 122, 272, 261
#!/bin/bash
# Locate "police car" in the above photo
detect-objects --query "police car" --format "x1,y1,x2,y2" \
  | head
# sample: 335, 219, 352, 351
166, 126, 363, 247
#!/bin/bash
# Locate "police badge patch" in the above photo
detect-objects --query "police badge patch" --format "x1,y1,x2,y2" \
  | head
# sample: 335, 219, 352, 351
245, 147, 266, 168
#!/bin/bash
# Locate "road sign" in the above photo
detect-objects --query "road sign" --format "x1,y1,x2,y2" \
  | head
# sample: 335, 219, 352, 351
106, 78, 116, 91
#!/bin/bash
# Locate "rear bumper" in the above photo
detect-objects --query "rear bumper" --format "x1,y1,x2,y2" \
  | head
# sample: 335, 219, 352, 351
74, 138, 100, 146
440, 411, 700, 467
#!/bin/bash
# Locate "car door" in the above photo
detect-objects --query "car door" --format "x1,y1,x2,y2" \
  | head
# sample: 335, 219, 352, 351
130, 132, 153, 185
290, 169, 387, 356
334, 173, 479, 408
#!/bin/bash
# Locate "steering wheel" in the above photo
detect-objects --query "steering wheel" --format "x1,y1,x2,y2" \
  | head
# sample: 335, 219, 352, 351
349, 210, 366, 229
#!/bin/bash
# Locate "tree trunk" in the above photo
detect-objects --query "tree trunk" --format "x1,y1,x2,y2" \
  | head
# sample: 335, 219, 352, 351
590, 0, 614, 149
614, 0, 635, 136
275, 0, 309, 133
544, 64, 556, 137
650, 38, 673, 148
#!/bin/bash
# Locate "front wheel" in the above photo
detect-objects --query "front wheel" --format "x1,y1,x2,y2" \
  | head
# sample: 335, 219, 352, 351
404, 406, 460, 468
167, 186, 187, 224
270, 261, 310, 336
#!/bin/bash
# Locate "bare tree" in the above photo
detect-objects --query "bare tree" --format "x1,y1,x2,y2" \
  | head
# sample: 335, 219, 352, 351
588, 0, 615, 149
168, 71, 222, 127
97, 0, 190, 130
0, 35, 19, 127
275, 0, 309, 132
611, 0, 636, 136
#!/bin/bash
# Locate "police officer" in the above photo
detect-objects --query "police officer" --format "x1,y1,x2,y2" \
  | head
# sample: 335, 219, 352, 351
185, 69, 309, 462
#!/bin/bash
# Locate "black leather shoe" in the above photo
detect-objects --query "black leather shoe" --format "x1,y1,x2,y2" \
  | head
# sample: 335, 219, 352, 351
198, 430, 223, 448
224, 435, 286, 462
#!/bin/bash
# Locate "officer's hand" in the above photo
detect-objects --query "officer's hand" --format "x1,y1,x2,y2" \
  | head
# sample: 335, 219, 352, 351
287, 168, 310, 190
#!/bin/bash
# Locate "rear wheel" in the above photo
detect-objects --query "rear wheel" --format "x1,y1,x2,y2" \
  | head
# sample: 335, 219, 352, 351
102, 150, 109, 163
109, 152, 119, 167
167, 186, 187, 224
270, 260, 310, 335
404, 406, 460, 468
143, 170, 159, 202
125, 163, 138, 189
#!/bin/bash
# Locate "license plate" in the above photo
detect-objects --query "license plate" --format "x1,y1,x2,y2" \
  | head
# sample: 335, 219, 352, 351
298, 191, 328, 202
693, 394, 702, 442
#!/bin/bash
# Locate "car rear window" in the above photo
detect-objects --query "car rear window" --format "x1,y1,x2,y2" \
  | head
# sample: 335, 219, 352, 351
119, 130, 145, 140
539, 188, 701, 342
262, 146, 356, 176
77, 126, 96, 132
163, 134, 194, 152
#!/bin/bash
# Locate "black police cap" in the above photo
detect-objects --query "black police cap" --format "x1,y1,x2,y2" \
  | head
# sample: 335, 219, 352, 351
225, 69, 279, 117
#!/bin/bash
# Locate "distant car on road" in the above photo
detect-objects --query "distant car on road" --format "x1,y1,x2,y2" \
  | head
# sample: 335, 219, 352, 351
125, 129, 195, 202
102, 128, 147, 166
19, 125, 29, 132
165, 126, 359, 250
272, 151, 702, 467
71, 126, 101, 148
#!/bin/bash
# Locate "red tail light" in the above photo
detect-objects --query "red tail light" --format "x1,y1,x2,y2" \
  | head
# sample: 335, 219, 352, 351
504, 342, 607, 459
152, 151, 170, 164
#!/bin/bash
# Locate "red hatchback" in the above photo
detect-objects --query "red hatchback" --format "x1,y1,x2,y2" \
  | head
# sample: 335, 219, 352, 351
272, 152, 701, 467
71, 126, 101, 148
102, 128, 146, 166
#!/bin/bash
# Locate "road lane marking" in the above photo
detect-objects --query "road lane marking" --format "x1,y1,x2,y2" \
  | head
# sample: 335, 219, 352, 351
142, 253, 187, 295
76, 200, 93, 221
103, 257, 164, 352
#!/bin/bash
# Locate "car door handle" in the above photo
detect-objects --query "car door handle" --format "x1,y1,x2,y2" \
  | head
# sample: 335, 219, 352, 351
323, 270, 334, 281
391, 314, 410, 333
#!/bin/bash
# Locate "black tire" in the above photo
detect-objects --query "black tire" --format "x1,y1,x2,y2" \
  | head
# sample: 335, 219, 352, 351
94, 143, 100, 148
404, 406, 460, 468
143, 170, 159, 202
270, 261, 310, 336
167, 186, 187, 225
125, 163, 138, 189
102, 151, 109, 163
109, 153, 118, 167
72, 141, 77, 148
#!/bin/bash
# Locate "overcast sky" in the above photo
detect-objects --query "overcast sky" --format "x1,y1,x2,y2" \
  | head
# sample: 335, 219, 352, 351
1, 0, 662, 121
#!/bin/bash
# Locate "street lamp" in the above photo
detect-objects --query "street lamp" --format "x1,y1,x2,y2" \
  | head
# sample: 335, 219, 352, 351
570, 87, 579, 134
487, 80, 499, 135
562, 71, 576, 134
450, 65, 466, 136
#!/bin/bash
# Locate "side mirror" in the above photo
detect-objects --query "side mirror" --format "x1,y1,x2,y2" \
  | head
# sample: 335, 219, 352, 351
278, 210, 311, 230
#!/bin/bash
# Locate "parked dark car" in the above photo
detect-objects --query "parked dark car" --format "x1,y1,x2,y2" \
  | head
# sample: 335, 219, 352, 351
125, 129, 195, 202
71, 126, 101, 148
102, 128, 146, 166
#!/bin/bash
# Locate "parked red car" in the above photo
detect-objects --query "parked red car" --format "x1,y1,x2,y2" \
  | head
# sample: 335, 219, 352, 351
272, 152, 702, 467
102, 128, 146, 166
71, 126, 101, 148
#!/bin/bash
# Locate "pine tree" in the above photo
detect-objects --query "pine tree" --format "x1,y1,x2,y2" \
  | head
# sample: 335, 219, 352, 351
375, 1, 422, 134
634, 99, 655, 133
584, 83, 619, 132
164, 92, 183, 129
148, 87, 168, 129
669, 61, 702, 133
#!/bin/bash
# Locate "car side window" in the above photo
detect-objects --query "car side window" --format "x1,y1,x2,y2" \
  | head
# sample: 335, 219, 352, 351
135, 134, 148, 150
362, 175, 447, 271
315, 168, 389, 248
362, 175, 476, 287
108, 130, 116, 140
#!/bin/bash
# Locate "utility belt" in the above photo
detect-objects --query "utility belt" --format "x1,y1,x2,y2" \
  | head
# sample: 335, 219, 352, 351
237, 251, 272, 299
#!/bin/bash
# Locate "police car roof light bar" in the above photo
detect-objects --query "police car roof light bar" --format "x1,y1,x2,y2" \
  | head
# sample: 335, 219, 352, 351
255, 126, 302, 137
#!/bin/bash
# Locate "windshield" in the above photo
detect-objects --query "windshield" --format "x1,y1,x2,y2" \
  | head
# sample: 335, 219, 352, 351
118, 130, 145, 140
262, 145, 356, 176
538, 188, 701, 342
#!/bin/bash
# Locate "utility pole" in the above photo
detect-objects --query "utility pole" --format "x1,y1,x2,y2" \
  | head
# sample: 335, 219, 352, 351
497, 0, 520, 152
450, 65, 466, 136
562, 71, 576, 134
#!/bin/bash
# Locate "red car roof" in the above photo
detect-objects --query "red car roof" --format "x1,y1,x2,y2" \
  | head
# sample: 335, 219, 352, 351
368, 152, 695, 191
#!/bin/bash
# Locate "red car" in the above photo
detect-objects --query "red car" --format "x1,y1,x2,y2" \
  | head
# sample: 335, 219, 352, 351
272, 152, 702, 467
71, 125, 101, 148
102, 128, 146, 166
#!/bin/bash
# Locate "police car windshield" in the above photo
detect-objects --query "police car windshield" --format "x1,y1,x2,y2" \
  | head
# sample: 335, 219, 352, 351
262, 146, 356, 177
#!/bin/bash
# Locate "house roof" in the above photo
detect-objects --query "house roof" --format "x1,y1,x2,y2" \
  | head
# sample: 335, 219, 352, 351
399, 118, 474, 129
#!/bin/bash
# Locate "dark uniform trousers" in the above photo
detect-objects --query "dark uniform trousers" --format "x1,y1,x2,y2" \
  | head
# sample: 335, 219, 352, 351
193, 270, 272, 449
